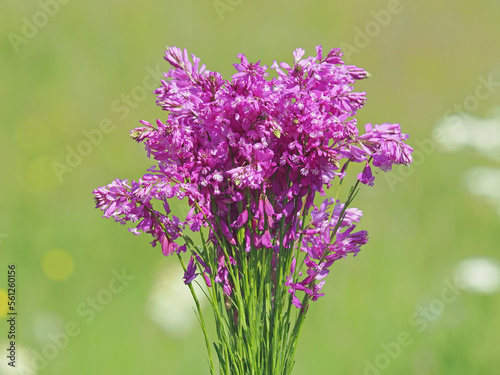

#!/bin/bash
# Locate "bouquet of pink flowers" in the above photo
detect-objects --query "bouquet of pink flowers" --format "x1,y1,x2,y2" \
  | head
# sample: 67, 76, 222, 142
93, 45, 412, 374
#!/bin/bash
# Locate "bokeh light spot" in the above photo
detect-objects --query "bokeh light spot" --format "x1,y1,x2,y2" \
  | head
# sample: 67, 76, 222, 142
0, 289, 8, 319
42, 249, 74, 281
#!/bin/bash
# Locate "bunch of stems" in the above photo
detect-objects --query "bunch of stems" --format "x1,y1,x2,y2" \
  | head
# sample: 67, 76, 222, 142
177, 177, 360, 375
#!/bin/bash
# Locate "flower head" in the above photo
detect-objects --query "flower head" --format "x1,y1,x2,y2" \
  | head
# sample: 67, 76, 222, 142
93, 46, 412, 305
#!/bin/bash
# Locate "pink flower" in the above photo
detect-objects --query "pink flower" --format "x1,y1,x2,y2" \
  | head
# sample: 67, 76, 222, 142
93, 45, 412, 304
358, 164, 375, 186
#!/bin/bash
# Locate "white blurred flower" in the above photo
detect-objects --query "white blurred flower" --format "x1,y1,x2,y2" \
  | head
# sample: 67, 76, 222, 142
435, 108, 500, 218
146, 265, 206, 337
455, 257, 500, 294
464, 166, 500, 217
0, 343, 37, 375
434, 110, 500, 161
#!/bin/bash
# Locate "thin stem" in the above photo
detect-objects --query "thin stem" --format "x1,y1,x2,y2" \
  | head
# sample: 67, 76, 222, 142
176, 253, 215, 375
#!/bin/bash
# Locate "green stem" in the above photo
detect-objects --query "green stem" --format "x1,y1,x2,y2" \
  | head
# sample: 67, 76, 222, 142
176, 253, 215, 375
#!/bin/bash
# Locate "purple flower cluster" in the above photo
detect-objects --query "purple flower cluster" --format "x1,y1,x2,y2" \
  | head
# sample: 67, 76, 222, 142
287, 198, 368, 308
93, 46, 412, 306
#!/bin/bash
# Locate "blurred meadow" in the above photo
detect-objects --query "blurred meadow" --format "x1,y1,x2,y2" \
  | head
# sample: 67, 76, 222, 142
1, 0, 500, 374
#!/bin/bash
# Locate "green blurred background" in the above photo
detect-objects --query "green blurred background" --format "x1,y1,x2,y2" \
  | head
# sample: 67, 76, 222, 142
1, 0, 500, 374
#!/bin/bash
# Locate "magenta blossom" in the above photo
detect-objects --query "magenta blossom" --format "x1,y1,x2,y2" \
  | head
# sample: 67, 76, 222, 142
93, 45, 412, 306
